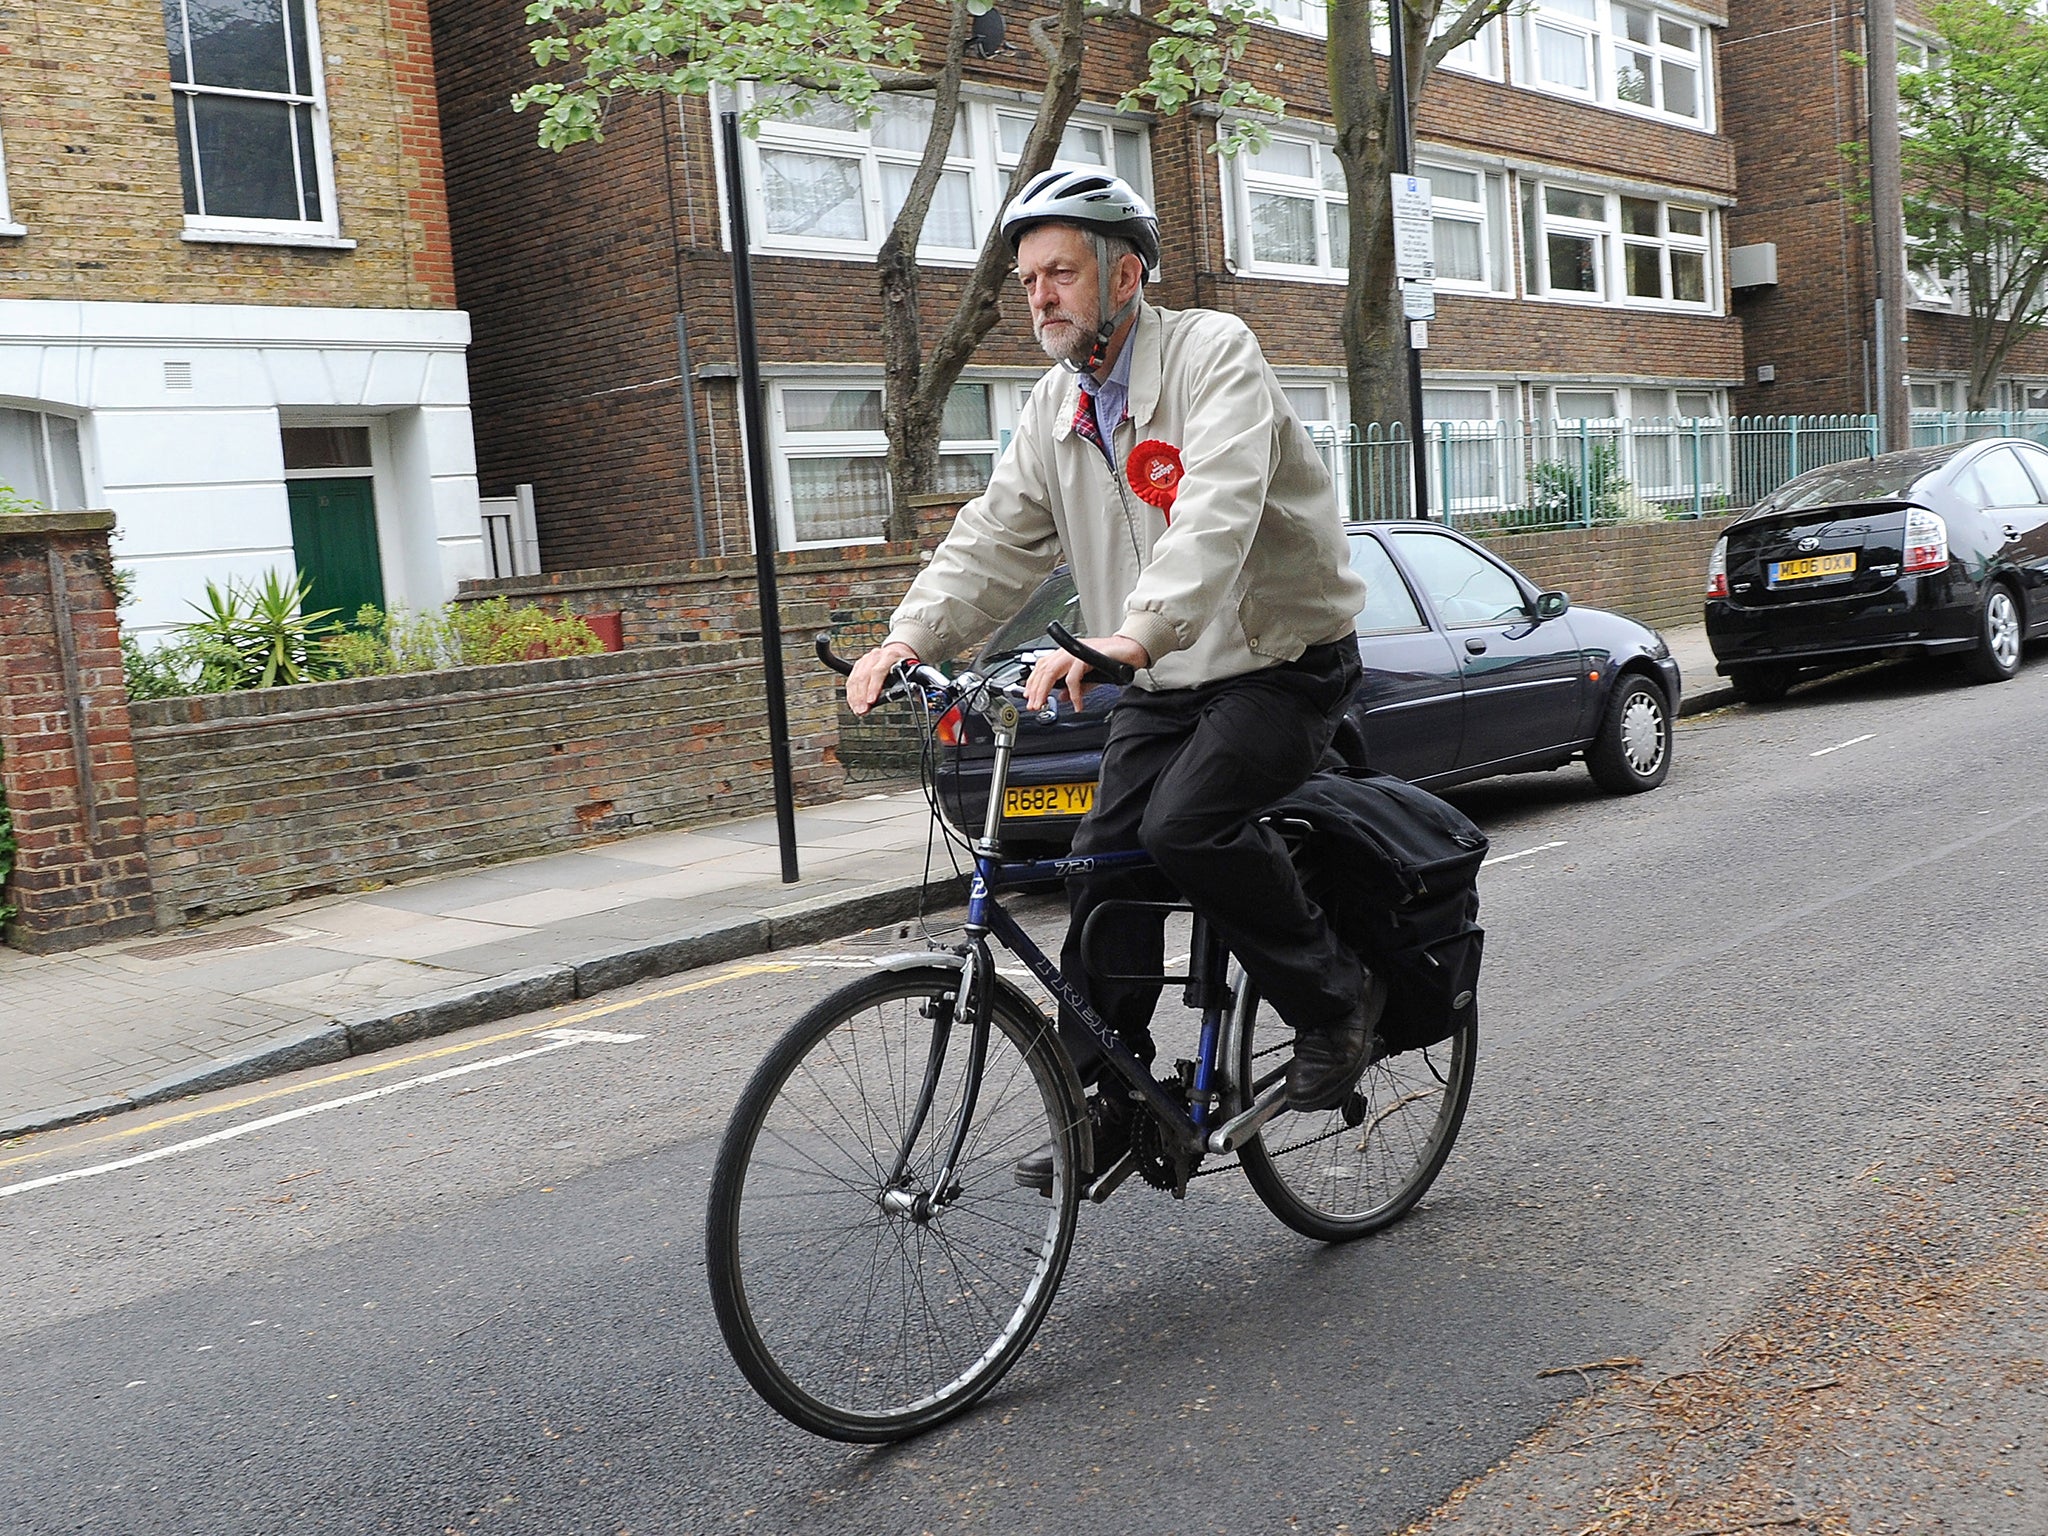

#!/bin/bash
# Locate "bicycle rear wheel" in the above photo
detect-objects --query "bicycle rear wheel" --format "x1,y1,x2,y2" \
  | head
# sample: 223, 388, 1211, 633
706, 964, 1083, 1442
1231, 982, 1476, 1243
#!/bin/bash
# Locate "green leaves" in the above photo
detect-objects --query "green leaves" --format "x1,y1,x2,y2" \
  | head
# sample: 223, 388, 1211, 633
511, 0, 925, 148
1122, 0, 1283, 154
175, 570, 343, 690
1887, 0, 2048, 401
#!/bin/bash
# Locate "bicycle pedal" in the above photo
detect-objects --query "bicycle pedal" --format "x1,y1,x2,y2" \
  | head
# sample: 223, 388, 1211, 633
1086, 1150, 1139, 1204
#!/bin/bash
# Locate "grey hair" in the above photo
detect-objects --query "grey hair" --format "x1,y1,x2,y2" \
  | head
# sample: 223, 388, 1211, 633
1092, 231, 1146, 284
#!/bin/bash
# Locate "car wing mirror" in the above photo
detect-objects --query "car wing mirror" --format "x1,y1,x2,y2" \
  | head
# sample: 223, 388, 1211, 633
1534, 590, 1571, 622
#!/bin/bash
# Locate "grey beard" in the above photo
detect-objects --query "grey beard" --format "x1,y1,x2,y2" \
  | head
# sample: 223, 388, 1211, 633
1034, 310, 1098, 369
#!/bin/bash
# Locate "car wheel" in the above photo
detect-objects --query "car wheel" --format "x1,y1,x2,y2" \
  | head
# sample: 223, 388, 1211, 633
1963, 581, 2024, 684
1587, 674, 1671, 794
1726, 664, 1794, 704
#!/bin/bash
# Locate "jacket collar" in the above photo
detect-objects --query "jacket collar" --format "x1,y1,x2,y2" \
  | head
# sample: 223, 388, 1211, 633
1051, 299, 1161, 443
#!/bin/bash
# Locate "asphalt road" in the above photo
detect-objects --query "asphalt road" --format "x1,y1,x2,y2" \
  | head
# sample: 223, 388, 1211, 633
5, 652, 2046, 1536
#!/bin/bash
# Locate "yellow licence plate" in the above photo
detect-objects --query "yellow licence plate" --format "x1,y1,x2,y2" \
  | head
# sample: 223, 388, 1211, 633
1002, 782, 1096, 819
1769, 551, 1857, 584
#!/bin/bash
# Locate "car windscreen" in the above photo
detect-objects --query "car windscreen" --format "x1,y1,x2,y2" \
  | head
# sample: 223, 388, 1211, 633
978, 568, 1083, 662
1751, 453, 1952, 515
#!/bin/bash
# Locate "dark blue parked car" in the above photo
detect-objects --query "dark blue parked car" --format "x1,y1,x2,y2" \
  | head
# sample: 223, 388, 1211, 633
936, 521, 1682, 852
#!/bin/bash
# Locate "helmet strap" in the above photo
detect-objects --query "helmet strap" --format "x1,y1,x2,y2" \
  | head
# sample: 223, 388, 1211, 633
1070, 232, 1141, 376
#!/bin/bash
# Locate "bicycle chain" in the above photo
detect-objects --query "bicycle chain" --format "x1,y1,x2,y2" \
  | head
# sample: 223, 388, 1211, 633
1186, 1117, 1353, 1179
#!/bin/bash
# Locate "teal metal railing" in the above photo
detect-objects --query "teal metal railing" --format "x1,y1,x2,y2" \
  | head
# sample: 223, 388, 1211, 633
1314, 414, 1883, 529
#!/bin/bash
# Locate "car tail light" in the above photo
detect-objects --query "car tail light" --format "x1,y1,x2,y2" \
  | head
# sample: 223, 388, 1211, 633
934, 705, 964, 746
1706, 536, 1728, 598
1902, 508, 1949, 574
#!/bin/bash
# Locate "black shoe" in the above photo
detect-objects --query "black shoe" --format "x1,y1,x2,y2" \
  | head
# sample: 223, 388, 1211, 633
1286, 971, 1390, 1112
1013, 1092, 1131, 1194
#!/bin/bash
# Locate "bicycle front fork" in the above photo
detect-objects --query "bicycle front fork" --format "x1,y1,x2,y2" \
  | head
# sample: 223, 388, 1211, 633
878, 944, 992, 1222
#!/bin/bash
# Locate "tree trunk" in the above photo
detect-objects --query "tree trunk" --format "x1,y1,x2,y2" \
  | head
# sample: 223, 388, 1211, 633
1330, 0, 1409, 449
878, 0, 1090, 539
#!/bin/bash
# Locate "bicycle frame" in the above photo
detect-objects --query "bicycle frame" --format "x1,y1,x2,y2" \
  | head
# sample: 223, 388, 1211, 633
884, 669, 1295, 1208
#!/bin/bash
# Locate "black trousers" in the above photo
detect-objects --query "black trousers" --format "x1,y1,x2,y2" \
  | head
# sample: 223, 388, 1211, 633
1057, 641, 1365, 1085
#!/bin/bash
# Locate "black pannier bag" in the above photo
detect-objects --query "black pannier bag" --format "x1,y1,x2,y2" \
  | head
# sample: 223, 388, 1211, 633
1263, 768, 1488, 1055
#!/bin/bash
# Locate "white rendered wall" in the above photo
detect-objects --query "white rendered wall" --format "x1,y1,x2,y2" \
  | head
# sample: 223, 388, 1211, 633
0, 300, 485, 636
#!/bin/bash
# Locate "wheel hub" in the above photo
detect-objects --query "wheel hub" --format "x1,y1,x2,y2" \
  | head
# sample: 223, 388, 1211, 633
1989, 593, 2021, 668
1620, 696, 1666, 773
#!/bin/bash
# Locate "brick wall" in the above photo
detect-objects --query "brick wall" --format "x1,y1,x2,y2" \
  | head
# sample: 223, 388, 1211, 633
453, 527, 950, 781
0, 0, 454, 307
127, 641, 847, 927
1471, 515, 1735, 629
0, 514, 155, 952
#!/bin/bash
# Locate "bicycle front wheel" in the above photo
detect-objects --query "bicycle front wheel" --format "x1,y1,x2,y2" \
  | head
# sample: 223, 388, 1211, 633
706, 964, 1083, 1442
1231, 983, 1476, 1243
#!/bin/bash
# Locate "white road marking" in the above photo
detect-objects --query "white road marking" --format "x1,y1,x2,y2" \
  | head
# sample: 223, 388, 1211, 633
1483, 840, 1567, 868
0, 1028, 644, 1200
1812, 733, 1876, 758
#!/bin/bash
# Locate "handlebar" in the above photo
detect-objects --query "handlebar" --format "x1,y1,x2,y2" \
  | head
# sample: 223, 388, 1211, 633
813, 633, 856, 676
1046, 621, 1137, 685
814, 632, 957, 705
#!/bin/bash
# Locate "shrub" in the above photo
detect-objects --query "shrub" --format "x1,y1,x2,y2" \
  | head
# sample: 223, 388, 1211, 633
1524, 442, 1636, 525
0, 483, 44, 516
325, 598, 604, 676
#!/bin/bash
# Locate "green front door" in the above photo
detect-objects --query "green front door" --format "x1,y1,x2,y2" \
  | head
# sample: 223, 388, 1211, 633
287, 477, 385, 622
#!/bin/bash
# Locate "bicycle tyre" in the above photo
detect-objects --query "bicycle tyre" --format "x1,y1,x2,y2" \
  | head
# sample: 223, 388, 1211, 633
1230, 981, 1476, 1243
706, 964, 1084, 1442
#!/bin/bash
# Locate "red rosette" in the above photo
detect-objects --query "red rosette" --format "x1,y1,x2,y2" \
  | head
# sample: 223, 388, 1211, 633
1126, 439, 1184, 516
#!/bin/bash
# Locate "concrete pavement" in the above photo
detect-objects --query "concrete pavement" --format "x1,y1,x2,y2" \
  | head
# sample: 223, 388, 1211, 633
0, 623, 1729, 1141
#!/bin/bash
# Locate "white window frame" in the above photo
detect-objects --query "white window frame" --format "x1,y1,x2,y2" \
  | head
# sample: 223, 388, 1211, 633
733, 89, 1150, 265
0, 119, 20, 236
1436, 14, 1507, 80
1534, 383, 1729, 504
1229, 137, 1508, 291
768, 375, 1032, 548
1261, 3, 1503, 78
1421, 382, 1516, 512
1524, 181, 1613, 303
1231, 131, 1349, 281
1526, 0, 1602, 102
1416, 158, 1509, 294
166, 0, 350, 248
1261, 0, 1328, 40
1517, 0, 1714, 131
0, 403, 92, 511
1609, 2, 1705, 124
1521, 179, 1719, 312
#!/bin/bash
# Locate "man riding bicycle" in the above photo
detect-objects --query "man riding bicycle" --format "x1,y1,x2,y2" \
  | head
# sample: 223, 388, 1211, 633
845, 169, 1378, 1186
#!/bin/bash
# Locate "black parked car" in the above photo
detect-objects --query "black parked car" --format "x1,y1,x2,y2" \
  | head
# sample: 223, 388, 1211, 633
935, 521, 1682, 852
1705, 437, 2048, 702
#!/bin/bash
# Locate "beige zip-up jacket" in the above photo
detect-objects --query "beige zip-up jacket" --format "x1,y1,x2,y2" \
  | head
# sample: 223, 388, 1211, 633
886, 301, 1368, 691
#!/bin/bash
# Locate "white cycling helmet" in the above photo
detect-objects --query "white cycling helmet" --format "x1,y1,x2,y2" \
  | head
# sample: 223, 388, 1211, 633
1000, 168, 1161, 270
1002, 169, 1160, 372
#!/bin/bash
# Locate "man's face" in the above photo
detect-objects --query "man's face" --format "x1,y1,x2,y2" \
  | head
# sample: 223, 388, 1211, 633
1016, 225, 1102, 369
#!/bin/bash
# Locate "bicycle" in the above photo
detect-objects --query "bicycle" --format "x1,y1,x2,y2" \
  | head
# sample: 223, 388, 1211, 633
705, 627, 1478, 1443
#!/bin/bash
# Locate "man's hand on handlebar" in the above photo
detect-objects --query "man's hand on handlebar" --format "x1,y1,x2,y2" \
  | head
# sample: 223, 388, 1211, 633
846, 641, 922, 715
1024, 633, 1149, 714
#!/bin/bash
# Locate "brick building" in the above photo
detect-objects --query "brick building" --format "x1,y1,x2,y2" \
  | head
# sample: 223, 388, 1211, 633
430, 0, 1749, 571
0, 0, 484, 635
1722, 0, 2048, 422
